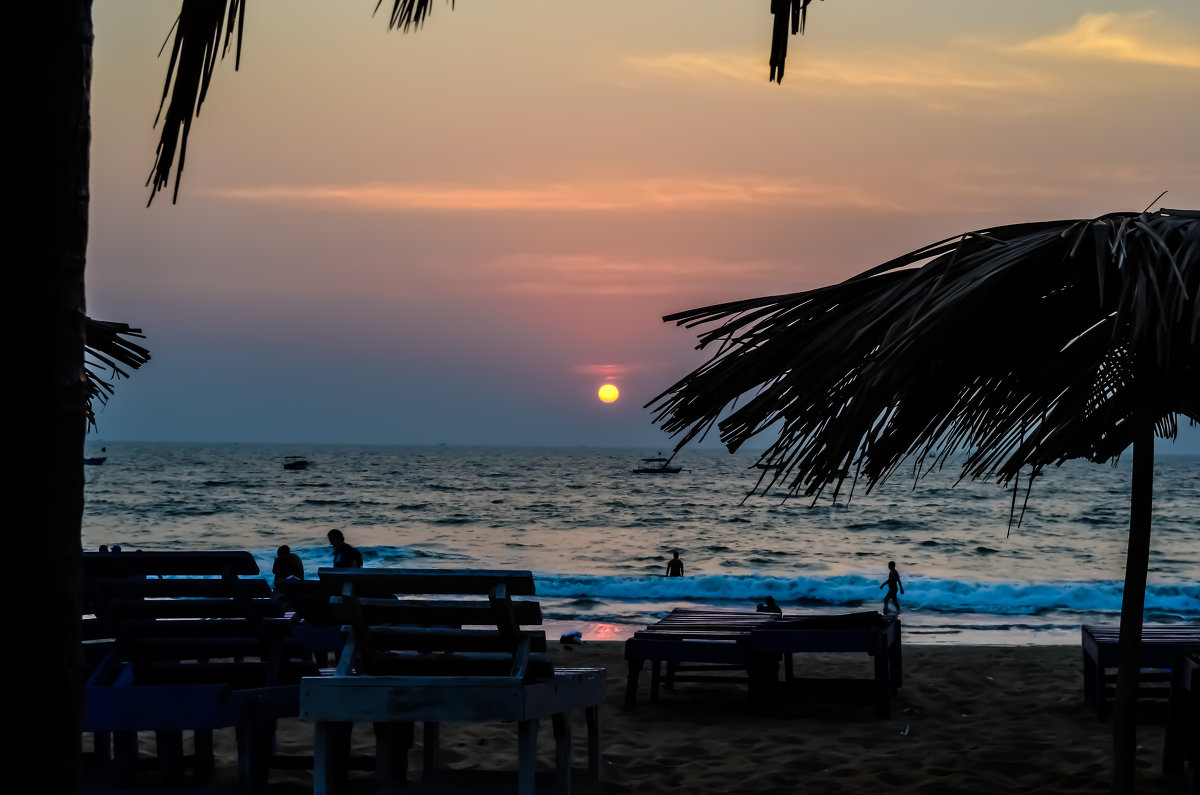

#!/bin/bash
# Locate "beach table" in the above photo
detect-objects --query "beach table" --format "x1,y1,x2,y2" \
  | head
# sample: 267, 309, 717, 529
624, 608, 781, 709
1162, 649, 1200, 794
1081, 624, 1200, 721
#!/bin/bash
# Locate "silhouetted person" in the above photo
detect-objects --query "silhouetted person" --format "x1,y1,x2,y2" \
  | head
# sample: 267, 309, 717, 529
757, 595, 782, 615
327, 529, 363, 568
880, 560, 904, 614
665, 551, 684, 577
97, 545, 109, 553
272, 544, 304, 588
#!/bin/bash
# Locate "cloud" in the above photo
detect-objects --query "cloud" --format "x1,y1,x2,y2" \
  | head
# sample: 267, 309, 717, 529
472, 253, 793, 298
1015, 12, 1200, 70
623, 50, 1051, 109
212, 177, 898, 213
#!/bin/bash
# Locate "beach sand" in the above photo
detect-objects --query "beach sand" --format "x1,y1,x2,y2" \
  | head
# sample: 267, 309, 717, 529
97, 643, 1187, 794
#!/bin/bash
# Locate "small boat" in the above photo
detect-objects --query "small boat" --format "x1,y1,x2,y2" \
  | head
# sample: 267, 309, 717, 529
83, 456, 107, 466
633, 455, 682, 474
283, 456, 309, 471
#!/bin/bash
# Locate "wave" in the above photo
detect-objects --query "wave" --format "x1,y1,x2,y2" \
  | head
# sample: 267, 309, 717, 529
532, 573, 1200, 618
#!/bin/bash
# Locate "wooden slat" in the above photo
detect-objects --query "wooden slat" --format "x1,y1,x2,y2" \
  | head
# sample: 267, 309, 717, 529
82, 550, 260, 577
317, 567, 537, 597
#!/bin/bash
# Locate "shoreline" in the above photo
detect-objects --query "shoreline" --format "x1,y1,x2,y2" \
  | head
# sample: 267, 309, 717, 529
93, 642, 1187, 794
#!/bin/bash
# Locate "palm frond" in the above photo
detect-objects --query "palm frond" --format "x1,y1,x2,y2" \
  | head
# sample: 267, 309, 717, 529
769, 0, 820, 83
147, 0, 245, 205
650, 209, 1200, 500
85, 319, 151, 430
148, 0, 455, 205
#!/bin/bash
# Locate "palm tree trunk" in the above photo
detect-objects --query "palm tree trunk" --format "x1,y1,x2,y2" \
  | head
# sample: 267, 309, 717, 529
12, 1, 93, 790
1111, 419, 1155, 793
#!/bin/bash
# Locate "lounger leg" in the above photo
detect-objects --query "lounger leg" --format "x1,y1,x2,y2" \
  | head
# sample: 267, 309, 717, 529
313, 720, 352, 795
891, 631, 903, 692
874, 651, 890, 719
422, 721, 441, 776
1083, 648, 1098, 715
236, 716, 275, 795
665, 660, 678, 690
517, 719, 539, 795
1164, 667, 1185, 775
624, 658, 644, 709
156, 729, 185, 786
650, 660, 662, 702
552, 713, 572, 795
585, 705, 602, 784
112, 731, 138, 787
194, 727, 215, 781
374, 721, 413, 793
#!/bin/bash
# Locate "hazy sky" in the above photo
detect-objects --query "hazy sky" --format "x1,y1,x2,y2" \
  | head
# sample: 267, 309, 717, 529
85, 1, 1200, 453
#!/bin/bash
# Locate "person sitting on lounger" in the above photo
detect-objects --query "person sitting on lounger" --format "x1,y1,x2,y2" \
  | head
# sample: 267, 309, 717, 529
757, 595, 783, 615
880, 560, 904, 614
272, 544, 304, 588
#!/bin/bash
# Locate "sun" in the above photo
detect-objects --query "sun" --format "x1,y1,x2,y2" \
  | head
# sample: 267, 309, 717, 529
598, 384, 620, 404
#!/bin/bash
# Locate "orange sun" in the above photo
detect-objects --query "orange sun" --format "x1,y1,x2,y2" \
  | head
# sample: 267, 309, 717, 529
598, 384, 620, 403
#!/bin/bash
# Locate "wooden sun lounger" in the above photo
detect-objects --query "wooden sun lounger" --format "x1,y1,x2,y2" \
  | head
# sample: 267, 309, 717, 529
300, 568, 606, 795
1081, 624, 1200, 721
1163, 649, 1200, 794
749, 612, 902, 719
623, 608, 779, 709
81, 550, 321, 792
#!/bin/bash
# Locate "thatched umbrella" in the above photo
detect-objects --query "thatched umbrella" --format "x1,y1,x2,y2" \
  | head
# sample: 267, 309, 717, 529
649, 208, 1199, 792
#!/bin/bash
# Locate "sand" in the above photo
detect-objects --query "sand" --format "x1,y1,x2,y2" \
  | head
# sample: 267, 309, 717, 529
96, 643, 1188, 794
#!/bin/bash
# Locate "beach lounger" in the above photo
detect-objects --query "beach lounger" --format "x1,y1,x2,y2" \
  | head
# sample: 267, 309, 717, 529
1081, 624, 1200, 721
81, 550, 321, 792
1163, 649, 1200, 794
748, 612, 902, 719
300, 567, 606, 795
623, 608, 780, 709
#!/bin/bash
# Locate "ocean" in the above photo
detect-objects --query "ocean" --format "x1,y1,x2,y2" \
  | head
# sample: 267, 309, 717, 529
81, 442, 1199, 645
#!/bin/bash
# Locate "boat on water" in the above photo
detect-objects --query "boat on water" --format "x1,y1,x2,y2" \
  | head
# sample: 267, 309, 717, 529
632, 455, 682, 474
283, 456, 309, 471
83, 457, 107, 466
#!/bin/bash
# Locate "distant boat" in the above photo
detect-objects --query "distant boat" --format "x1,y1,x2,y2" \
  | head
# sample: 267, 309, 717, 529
283, 456, 309, 471
83, 456, 107, 466
633, 455, 682, 475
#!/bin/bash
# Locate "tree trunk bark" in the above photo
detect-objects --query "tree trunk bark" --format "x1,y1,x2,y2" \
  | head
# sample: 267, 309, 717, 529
1111, 420, 1155, 793
9, 2, 92, 791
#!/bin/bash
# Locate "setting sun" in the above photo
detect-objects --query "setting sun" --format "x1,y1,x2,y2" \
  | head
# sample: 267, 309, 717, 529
598, 384, 619, 404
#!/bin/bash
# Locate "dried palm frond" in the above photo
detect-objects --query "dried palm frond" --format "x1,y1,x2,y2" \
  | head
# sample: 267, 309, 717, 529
770, 0, 820, 83
147, 0, 246, 205
84, 319, 151, 429
148, 0, 454, 204
650, 208, 1200, 501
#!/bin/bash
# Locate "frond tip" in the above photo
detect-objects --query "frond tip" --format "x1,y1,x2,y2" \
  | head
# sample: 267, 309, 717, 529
85, 319, 151, 430
147, 0, 246, 205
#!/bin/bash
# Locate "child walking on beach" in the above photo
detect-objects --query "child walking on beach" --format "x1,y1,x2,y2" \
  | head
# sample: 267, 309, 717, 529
880, 560, 904, 614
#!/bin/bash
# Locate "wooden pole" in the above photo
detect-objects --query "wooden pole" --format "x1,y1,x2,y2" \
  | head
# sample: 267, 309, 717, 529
1111, 418, 1155, 793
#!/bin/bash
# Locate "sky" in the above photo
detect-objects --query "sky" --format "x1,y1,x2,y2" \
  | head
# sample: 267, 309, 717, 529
85, 0, 1200, 453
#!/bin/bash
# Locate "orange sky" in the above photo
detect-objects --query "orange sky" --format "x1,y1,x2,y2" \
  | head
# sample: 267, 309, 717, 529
85, 0, 1200, 450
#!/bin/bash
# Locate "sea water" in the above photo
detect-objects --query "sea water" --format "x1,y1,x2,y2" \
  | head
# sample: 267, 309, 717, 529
81, 442, 1199, 644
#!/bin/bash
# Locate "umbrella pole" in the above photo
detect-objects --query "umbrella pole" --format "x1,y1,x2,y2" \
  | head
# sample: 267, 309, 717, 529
1111, 420, 1154, 794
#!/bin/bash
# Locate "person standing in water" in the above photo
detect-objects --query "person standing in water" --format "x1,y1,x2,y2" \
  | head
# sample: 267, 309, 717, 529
665, 551, 684, 577
880, 560, 904, 614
